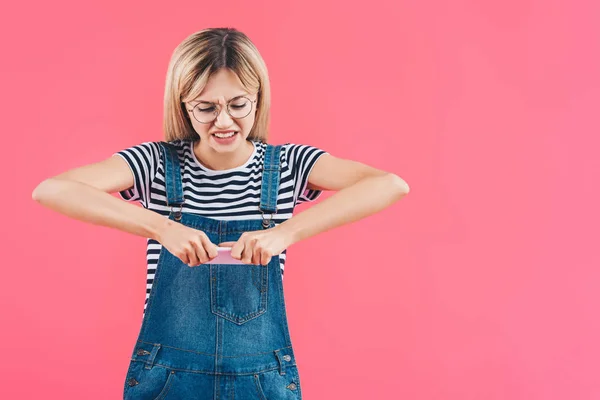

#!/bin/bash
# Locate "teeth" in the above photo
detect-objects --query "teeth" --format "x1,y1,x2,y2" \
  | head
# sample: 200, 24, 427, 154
214, 132, 236, 138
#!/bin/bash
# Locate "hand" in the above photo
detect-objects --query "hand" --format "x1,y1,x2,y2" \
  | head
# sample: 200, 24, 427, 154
219, 225, 294, 266
156, 219, 219, 267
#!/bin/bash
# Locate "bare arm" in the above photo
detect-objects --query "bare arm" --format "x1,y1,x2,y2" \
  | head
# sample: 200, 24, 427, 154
278, 154, 410, 246
31, 155, 168, 240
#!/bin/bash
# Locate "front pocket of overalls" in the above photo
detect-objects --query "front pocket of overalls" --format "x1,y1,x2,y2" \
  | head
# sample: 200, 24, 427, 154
210, 263, 268, 325
253, 366, 302, 400
123, 360, 175, 400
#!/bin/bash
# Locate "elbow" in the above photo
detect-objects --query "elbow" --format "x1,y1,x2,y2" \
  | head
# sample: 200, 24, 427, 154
387, 173, 410, 196
32, 180, 49, 202
32, 178, 62, 202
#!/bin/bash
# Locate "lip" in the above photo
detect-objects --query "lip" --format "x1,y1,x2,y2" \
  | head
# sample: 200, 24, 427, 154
211, 130, 237, 135
211, 130, 239, 145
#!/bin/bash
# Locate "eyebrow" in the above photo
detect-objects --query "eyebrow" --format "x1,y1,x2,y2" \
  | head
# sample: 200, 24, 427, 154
192, 94, 248, 104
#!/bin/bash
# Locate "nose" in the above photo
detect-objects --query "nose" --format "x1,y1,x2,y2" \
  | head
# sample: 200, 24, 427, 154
213, 105, 235, 128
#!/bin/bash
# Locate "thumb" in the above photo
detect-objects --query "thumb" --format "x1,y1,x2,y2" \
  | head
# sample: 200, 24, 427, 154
218, 242, 236, 248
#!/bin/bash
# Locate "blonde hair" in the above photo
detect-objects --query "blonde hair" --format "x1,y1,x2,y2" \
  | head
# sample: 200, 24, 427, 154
163, 28, 271, 143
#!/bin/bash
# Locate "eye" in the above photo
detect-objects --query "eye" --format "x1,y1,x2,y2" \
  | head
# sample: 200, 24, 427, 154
195, 102, 216, 112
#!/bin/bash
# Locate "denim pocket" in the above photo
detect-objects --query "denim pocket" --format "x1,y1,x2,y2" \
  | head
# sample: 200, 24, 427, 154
253, 366, 301, 400
210, 263, 268, 325
123, 360, 176, 400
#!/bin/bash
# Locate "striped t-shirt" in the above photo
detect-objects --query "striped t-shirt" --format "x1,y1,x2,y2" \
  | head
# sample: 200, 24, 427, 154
113, 139, 328, 315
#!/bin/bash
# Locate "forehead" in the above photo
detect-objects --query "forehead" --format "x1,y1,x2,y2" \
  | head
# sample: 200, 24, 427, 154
193, 69, 249, 104
192, 93, 248, 104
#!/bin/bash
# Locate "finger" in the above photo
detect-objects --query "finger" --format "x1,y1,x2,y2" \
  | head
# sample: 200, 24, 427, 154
185, 245, 199, 267
218, 241, 236, 248
178, 251, 190, 265
261, 249, 271, 266
202, 237, 219, 259
241, 240, 254, 264
191, 240, 209, 264
230, 240, 244, 260
253, 244, 262, 266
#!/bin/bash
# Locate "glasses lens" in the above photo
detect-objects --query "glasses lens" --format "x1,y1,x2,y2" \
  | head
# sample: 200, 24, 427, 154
193, 102, 218, 123
191, 97, 252, 123
228, 97, 251, 119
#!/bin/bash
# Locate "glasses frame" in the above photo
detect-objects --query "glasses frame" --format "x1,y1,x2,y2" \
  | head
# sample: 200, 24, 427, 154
186, 95, 258, 124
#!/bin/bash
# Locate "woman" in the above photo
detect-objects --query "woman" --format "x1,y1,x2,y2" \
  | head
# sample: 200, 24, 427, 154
32, 27, 409, 399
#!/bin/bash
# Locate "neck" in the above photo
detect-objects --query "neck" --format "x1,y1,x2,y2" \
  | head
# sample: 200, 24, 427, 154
194, 139, 254, 171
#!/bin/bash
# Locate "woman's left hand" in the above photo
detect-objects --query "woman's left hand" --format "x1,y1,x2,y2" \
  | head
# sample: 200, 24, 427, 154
218, 225, 294, 266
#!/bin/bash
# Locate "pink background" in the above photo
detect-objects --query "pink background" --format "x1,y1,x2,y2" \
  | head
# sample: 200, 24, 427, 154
3, 0, 600, 399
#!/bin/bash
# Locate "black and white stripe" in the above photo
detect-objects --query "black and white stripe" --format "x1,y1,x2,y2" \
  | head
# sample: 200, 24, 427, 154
113, 139, 328, 315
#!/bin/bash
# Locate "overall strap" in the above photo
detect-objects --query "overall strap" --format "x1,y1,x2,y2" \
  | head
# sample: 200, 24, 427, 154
259, 144, 283, 228
158, 141, 185, 221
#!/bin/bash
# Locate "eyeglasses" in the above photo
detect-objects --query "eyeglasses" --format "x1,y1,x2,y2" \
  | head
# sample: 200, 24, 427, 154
186, 95, 257, 124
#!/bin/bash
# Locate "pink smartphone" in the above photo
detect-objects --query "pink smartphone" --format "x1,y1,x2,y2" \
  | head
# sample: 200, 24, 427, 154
204, 246, 245, 265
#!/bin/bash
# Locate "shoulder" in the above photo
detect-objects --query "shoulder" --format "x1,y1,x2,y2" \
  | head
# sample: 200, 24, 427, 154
280, 142, 326, 154
153, 139, 195, 164
113, 141, 164, 170
253, 142, 291, 165
161, 139, 190, 153
115, 140, 193, 173
115, 141, 162, 155
280, 143, 328, 164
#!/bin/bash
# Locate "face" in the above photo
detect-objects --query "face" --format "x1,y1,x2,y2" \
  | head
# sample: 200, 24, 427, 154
184, 68, 258, 154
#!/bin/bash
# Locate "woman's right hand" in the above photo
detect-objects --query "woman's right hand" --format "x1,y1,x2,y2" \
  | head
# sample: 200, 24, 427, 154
156, 219, 219, 267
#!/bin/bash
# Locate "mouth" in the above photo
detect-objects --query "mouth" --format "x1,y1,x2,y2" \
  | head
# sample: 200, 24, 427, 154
211, 131, 239, 144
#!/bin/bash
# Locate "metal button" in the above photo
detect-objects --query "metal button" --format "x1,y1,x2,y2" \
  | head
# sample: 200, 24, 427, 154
136, 349, 150, 356
282, 355, 291, 362
127, 378, 139, 387
287, 382, 297, 390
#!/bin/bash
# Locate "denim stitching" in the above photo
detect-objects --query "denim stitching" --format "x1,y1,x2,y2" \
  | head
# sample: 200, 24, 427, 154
135, 341, 292, 358
152, 370, 175, 400
253, 374, 267, 400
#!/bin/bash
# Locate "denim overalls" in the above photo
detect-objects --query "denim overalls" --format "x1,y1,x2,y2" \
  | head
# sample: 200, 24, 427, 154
123, 141, 303, 400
